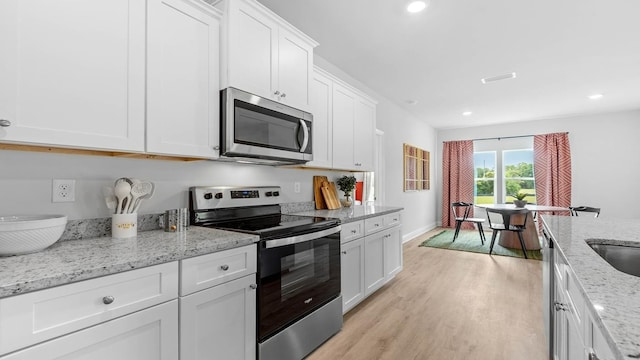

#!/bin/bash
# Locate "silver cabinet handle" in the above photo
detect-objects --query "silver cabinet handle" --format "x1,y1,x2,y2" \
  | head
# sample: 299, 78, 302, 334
273, 90, 280, 96
554, 302, 567, 312
280, 93, 286, 98
375, 223, 380, 227
220, 264, 229, 271
102, 296, 115, 305
342, 251, 347, 254
0, 119, 11, 127
351, 229, 357, 234
249, 284, 257, 290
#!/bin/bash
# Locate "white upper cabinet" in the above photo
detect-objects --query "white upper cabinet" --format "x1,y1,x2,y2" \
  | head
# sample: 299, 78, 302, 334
354, 98, 376, 170
147, 0, 221, 158
331, 82, 358, 170
306, 69, 333, 168
217, 0, 317, 111
0, 0, 146, 151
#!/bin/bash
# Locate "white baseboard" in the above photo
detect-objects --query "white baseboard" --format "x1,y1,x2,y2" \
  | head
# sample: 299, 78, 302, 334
402, 223, 437, 243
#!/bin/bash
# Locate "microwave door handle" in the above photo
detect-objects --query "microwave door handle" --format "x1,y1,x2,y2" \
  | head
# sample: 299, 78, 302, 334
299, 119, 309, 152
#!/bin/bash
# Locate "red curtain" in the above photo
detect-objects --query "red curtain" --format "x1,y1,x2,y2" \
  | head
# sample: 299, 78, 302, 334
442, 140, 475, 228
533, 133, 572, 208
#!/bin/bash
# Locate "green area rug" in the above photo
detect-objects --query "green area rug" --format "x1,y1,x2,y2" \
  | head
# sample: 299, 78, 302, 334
419, 229, 542, 260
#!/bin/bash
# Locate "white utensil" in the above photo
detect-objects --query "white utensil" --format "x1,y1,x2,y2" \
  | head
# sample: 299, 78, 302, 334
131, 181, 155, 214
102, 186, 117, 214
128, 181, 153, 213
114, 179, 132, 214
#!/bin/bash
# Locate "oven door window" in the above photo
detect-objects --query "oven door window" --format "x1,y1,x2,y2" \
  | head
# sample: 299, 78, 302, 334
235, 100, 309, 153
258, 234, 340, 341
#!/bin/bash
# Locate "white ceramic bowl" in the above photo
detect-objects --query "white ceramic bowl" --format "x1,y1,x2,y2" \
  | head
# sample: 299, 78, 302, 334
0, 215, 67, 256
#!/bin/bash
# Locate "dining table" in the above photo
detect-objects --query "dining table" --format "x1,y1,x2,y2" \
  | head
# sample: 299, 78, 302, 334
476, 204, 570, 250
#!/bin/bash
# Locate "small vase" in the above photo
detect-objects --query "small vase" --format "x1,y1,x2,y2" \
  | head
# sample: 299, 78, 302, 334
514, 200, 527, 208
341, 194, 353, 208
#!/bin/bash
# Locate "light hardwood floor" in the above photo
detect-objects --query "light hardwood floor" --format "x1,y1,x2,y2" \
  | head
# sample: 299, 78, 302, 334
308, 228, 547, 360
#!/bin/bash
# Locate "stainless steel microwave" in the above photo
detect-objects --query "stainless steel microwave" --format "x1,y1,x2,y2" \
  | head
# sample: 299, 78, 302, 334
220, 87, 313, 165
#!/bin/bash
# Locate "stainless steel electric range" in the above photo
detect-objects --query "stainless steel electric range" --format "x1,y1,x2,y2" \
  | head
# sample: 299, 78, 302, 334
190, 186, 343, 360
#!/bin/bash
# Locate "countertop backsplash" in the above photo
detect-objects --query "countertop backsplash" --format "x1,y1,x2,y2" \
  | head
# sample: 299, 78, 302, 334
59, 202, 317, 241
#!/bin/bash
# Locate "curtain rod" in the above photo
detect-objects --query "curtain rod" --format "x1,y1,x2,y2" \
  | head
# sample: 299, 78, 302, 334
442, 132, 569, 142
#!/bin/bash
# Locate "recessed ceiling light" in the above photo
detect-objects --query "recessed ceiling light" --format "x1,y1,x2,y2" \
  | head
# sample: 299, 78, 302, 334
405, 99, 419, 105
481, 72, 517, 84
462, 111, 473, 116
588, 93, 603, 100
407, 1, 428, 13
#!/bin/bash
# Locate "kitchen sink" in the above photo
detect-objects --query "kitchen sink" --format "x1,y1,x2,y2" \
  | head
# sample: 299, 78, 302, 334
588, 243, 640, 277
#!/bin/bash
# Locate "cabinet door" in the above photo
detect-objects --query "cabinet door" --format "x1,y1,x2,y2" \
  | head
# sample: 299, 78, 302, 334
364, 232, 386, 296
1, 300, 179, 360
277, 27, 313, 111
180, 274, 257, 360
341, 238, 365, 314
306, 70, 333, 168
384, 227, 403, 280
331, 83, 356, 170
147, 0, 220, 158
226, 1, 276, 101
0, 0, 145, 151
353, 98, 376, 171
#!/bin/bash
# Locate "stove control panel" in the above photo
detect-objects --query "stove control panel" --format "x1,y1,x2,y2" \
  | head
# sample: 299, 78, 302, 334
231, 190, 260, 199
190, 186, 282, 210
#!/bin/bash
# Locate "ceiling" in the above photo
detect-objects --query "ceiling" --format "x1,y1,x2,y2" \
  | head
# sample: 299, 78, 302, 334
258, 0, 640, 129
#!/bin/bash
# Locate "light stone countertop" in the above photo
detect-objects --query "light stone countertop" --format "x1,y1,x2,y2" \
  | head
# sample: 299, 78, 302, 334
0, 226, 258, 299
292, 205, 403, 223
541, 215, 640, 360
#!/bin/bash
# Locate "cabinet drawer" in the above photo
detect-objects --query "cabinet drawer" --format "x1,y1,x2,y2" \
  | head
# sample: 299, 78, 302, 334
341, 221, 364, 243
180, 244, 257, 296
565, 268, 585, 328
365, 216, 384, 235
383, 212, 401, 228
0, 262, 179, 356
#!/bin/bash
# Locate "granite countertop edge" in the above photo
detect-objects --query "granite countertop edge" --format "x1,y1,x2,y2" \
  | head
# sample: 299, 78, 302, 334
0, 227, 259, 299
291, 205, 404, 223
541, 215, 640, 360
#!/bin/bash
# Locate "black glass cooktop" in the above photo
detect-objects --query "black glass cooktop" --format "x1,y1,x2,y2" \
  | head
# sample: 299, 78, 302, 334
196, 211, 339, 240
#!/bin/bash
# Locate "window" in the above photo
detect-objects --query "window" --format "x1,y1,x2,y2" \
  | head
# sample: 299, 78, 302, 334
474, 151, 496, 204
503, 149, 536, 203
473, 137, 536, 205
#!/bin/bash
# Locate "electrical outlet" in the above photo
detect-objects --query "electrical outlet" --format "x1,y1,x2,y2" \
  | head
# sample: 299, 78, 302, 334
52, 179, 76, 202
294, 182, 301, 193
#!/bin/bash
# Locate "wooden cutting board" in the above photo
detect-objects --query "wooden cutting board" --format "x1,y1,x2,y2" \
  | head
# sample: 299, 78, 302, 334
313, 176, 329, 209
322, 181, 341, 209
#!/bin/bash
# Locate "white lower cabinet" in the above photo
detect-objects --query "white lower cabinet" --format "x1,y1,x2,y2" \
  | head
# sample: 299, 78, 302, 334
341, 212, 402, 314
0, 245, 259, 360
364, 230, 386, 296
179, 244, 258, 360
341, 237, 365, 313
552, 250, 616, 360
0, 300, 179, 360
180, 274, 257, 360
0, 262, 180, 359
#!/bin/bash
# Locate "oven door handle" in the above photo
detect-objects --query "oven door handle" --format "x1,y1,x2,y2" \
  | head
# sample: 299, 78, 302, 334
264, 226, 341, 248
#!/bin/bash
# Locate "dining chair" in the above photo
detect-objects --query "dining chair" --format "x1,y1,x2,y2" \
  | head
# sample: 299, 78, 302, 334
485, 207, 530, 259
451, 202, 486, 245
569, 206, 600, 218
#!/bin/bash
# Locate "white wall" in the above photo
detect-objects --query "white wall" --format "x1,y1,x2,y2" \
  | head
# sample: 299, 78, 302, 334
315, 56, 438, 241
0, 149, 341, 219
436, 109, 640, 222
0, 58, 439, 242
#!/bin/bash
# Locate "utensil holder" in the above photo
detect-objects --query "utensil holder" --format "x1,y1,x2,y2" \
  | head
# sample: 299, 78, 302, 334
112, 213, 137, 239
163, 208, 188, 232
